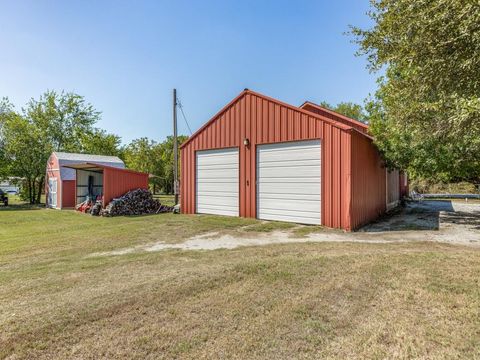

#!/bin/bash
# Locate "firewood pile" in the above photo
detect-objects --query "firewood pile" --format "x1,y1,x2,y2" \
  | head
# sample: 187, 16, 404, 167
99, 189, 173, 216
90, 200, 102, 216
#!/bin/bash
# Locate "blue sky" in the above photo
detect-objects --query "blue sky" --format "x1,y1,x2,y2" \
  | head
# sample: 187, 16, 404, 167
0, 0, 376, 144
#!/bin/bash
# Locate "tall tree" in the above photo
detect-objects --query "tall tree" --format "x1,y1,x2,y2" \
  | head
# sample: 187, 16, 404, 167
317, 101, 367, 123
27, 91, 100, 152
158, 135, 188, 194
124, 136, 188, 194
124, 138, 163, 192
80, 129, 122, 157
334, 102, 367, 123
351, 0, 480, 182
0, 113, 49, 203
0, 91, 121, 204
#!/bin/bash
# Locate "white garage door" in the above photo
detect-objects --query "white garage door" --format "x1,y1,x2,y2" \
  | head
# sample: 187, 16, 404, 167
196, 148, 239, 216
257, 140, 321, 225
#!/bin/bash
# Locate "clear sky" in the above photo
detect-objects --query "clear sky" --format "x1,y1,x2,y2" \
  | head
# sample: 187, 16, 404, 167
0, 0, 376, 144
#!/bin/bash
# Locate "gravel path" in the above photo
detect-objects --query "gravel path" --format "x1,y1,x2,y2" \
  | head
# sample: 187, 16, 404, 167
92, 200, 480, 256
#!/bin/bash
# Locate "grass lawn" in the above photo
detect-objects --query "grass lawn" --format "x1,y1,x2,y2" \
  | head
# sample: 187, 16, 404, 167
0, 205, 479, 359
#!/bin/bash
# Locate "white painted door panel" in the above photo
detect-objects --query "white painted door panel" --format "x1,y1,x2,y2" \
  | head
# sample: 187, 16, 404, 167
196, 148, 239, 216
257, 140, 321, 225
48, 178, 58, 208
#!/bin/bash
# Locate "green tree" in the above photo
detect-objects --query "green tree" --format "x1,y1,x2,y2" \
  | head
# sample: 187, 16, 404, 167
124, 138, 163, 193
1, 112, 49, 203
80, 129, 122, 157
158, 135, 188, 194
27, 91, 100, 153
334, 102, 367, 123
317, 101, 367, 123
124, 136, 188, 194
0, 91, 121, 204
0, 98, 13, 179
351, 0, 480, 182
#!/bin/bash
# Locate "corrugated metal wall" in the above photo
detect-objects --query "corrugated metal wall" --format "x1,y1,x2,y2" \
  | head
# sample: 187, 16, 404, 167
62, 180, 76, 208
350, 131, 387, 229
386, 169, 400, 209
103, 167, 149, 206
181, 90, 353, 230
400, 172, 409, 198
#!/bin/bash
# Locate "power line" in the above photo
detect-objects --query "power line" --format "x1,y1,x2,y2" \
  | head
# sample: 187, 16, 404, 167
177, 99, 193, 135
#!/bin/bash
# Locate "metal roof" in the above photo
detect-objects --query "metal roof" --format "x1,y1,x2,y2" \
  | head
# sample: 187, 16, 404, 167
54, 152, 124, 165
62, 162, 148, 176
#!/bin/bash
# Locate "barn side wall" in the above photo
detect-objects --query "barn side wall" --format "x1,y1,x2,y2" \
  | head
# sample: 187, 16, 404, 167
181, 92, 353, 230
62, 180, 76, 208
400, 172, 409, 198
386, 169, 401, 210
103, 168, 149, 206
350, 131, 387, 230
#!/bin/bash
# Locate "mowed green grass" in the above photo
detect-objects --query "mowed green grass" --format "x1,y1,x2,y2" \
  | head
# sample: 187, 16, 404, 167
0, 204, 479, 359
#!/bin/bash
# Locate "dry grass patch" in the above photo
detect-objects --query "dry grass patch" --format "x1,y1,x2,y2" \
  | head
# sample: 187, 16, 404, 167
0, 209, 479, 359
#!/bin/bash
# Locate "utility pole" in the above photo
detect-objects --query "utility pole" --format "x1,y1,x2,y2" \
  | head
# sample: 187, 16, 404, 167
173, 89, 179, 205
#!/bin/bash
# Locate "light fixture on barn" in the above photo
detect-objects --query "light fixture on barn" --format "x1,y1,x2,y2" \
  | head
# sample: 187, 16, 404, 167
243, 138, 250, 146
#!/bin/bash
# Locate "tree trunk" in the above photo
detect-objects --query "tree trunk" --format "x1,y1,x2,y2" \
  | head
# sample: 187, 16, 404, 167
31, 179, 37, 205
36, 176, 44, 204
28, 178, 33, 204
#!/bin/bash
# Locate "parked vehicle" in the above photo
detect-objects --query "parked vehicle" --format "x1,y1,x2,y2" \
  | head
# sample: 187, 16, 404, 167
0, 189, 8, 206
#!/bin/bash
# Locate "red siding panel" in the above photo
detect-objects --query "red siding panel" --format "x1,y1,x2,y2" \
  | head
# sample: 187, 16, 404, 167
350, 131, 386, 229
103, 168, 149, 206
386, 169, 401, 207
399, 172, 409, 198
62, 180, 76, 208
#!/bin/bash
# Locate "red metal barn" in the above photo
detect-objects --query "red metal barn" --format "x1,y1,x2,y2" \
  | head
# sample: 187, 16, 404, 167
45, 153, 148, 209
46, 152, 125, 209
180, 89, 406, 231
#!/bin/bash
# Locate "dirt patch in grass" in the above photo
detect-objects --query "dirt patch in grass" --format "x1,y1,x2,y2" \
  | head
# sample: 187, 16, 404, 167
292, 225, 328, 237
242, 220, 297, 232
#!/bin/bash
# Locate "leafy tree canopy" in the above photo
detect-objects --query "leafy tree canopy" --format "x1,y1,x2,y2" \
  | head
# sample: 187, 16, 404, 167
0, 91, 121, 203
351, 0, 480, 182
318, 101, 368, 123
124, 135, 188, 194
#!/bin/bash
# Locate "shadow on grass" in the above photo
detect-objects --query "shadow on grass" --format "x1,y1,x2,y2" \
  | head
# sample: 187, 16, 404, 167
0, 203, 46, 211
441, 209, 480, 230
359, 200, 458, 232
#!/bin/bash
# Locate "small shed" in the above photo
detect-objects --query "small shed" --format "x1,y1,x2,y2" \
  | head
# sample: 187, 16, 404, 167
45, 152, 146, 209
180, 89, 407, 231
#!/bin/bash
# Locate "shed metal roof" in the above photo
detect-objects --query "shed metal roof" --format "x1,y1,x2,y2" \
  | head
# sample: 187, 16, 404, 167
54, 152, 124, 165
62, 162, 147, 176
